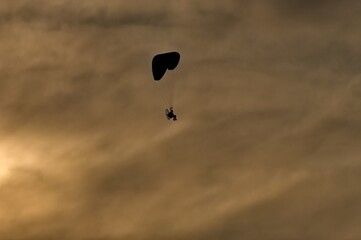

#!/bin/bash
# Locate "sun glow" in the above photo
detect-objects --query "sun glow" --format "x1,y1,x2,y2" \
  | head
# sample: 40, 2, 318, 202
0, 150, 11, 184
0, 140, 38, 185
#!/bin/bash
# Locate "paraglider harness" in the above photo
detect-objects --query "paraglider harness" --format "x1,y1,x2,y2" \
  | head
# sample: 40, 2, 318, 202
165, 107, 177, 121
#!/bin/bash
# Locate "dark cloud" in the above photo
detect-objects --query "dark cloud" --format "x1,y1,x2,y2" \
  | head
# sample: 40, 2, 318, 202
271, 0, 360, 23
0, 1, 171, 29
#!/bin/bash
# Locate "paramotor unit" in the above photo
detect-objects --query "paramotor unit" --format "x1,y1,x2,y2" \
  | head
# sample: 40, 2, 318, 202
165, 107, 177, 121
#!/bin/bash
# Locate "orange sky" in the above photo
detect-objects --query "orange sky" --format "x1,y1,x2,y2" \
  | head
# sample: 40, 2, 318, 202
1, 1, 361, 239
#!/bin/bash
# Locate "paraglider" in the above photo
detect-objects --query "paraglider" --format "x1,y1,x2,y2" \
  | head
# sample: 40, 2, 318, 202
152, 51, 180, 121
152, 52, 180, 81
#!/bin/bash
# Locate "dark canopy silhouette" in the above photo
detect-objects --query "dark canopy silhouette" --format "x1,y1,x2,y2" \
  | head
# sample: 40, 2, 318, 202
152, 52, 180, 80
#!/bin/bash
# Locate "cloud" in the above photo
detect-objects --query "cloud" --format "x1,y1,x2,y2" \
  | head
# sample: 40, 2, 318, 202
0, 1, 361, 239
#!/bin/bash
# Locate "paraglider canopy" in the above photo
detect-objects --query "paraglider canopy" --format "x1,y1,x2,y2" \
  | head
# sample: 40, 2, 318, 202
152, 52, 180, 80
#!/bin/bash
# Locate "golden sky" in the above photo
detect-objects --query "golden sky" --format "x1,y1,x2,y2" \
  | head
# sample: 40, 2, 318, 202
1, 0, 361, 239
